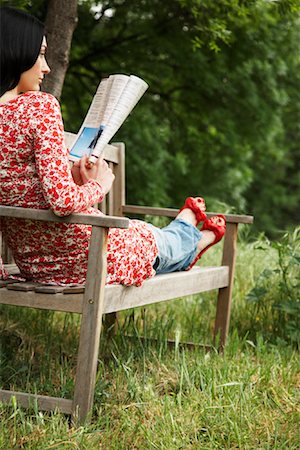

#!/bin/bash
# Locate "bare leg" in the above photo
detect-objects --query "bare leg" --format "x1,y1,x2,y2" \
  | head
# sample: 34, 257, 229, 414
176, 201, 218, 254
196, 230, 215, 252
176, 208, 198, 227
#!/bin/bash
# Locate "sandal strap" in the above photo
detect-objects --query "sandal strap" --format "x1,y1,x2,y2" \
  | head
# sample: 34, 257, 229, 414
186, 215, 226, 270
179, 197, 207, 224
200, 214, 226, 243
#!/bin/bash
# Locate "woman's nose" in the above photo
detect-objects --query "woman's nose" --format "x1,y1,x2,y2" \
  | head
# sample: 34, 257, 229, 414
43, 58, 51, 74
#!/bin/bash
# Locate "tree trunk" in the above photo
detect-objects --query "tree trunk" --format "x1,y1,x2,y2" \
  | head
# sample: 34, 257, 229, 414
42, 0, 78, 99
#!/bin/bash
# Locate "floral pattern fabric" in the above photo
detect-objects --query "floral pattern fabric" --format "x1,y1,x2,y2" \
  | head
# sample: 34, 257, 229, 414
0, 91, 157, 286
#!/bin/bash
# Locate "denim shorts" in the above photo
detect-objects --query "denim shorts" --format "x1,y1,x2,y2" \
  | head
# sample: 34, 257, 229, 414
148, 219, 202, 274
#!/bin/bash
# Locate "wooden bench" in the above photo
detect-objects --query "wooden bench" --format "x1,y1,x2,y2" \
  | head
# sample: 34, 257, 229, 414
0, 133, 253, 422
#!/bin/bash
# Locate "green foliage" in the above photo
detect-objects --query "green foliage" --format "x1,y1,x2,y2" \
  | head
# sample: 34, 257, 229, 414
246, 227, 300, 345
0, 0, 27, 7
5, 0, 300, 233
182, 0, 300, 51
0, 0, 46, 16
62, 0, 300, 233
119, 105, 171, 206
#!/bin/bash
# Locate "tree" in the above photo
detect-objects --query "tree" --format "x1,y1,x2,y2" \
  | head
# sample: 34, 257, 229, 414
59, 0, 300, 235
5, 0, 300, 234
43, 0, 78, 99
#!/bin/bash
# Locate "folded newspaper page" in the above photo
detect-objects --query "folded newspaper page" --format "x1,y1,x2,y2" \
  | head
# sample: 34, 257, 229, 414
69, 74, 148, 164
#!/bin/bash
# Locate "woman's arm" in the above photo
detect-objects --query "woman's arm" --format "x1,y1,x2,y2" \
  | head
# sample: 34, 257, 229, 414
31, 93, 107, 216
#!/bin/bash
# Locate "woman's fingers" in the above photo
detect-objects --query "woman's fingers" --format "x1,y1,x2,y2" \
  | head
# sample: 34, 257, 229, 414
78, 155, 114, 193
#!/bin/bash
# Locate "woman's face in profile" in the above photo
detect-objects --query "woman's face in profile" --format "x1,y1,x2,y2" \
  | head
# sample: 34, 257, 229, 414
18, 36, 50, 93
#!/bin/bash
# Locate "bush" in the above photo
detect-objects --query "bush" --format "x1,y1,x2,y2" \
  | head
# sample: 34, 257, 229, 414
245, 227, 300, 346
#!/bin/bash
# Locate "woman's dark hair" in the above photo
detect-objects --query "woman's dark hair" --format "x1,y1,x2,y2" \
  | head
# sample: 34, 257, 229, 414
0, 6, 45, 96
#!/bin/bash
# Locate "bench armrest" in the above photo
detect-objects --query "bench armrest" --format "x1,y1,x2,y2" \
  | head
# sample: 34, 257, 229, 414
0, 206, 129, 229
122, 205, 253, 224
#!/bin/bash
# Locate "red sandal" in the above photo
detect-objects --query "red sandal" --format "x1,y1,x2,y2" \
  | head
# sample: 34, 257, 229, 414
179, 197, 207, 225
187, 214, 226, 269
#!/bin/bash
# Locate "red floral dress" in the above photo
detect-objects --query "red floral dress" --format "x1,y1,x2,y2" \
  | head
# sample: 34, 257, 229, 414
0, 91, 157, 286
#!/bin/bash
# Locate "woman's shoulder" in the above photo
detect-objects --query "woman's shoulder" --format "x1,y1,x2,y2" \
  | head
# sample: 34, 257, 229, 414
18, 91, 62, 119
20, 91, 59, 108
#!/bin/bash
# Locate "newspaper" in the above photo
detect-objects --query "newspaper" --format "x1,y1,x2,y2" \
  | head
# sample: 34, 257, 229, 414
69, 74, 148, 164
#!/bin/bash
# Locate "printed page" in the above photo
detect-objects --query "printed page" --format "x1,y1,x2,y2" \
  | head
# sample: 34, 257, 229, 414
89, 75, 149, 163
69, 78, 111, 160
100, 74, 129, 126
69, 74, 148, 162
83, 78, 110, 127
69, 75, 129, 161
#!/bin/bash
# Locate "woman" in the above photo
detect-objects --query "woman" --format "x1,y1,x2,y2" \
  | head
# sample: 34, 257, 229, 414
0, 6, 226, 287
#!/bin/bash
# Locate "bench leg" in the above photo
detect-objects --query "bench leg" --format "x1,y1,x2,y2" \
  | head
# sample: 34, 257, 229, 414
72, 227, 108, 424
214, 223, 238, 348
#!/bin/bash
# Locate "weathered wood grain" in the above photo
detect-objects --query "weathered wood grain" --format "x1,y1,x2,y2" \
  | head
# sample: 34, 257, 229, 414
72, 226, 108, 423
123, 205, 254, 224
214, 223, 238, 347
0, 389, 72, 414
0, 205, 129, 228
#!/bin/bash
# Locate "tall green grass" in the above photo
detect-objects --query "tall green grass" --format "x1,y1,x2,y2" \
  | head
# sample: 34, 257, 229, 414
0, 337, 299, 449
0, 227, 299, 448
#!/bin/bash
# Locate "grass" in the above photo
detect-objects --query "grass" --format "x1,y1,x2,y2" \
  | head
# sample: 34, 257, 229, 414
0, 337, 299, 449
0, 228, 299, 449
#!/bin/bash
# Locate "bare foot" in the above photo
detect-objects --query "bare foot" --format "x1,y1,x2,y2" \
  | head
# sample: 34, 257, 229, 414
197, 230, 215, 252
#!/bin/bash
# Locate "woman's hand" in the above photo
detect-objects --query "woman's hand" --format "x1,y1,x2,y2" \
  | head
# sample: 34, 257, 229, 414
80, 155, 115, 194
71, 160, 83, 186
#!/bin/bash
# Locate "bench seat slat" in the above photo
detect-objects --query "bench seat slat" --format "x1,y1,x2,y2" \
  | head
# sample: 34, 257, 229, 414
0, 266, 229, 314
0, 289, 82, 313
0, 279, 21, 287
34, 285, 68, 294
103, 266, 229, 313
7, 282, 39, 291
